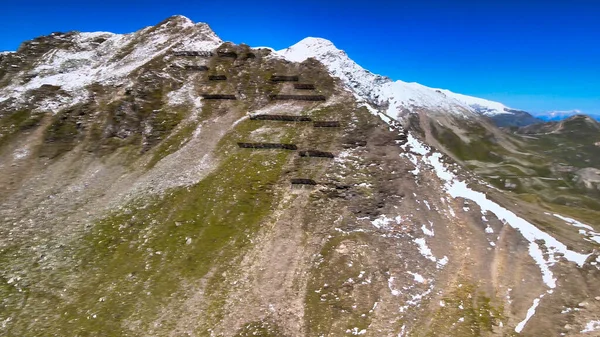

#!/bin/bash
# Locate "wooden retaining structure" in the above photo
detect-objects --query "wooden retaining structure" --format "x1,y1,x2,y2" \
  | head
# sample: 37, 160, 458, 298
201, 94, 236, 100
250, 114, 312, 122
184, 65, 209, 71
299, 150, 334, 158
269, 95, 326, 101
313, 121, 340, 127
237, 143, 298, 150
291, 178, 317, 186
342, 140, 367, 147
208, 75, 227, 81
294, 83, 315, 90
271, 75, 299, 82
173, 51, 213, 57
217, 51, 238, 58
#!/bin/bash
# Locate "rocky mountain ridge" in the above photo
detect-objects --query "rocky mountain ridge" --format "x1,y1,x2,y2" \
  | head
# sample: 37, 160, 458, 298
274, 37, 545, 128
0, 16, 220, 109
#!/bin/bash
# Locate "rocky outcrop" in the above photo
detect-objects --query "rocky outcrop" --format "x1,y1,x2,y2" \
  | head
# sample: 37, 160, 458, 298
576, 167, 600, 191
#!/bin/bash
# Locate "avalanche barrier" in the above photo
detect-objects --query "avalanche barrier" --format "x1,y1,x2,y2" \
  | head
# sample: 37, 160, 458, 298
290, 178, 318, 186
237, 143, 298, 150
299, 150, 335, 158
294, 83, 315, 90
184, 65, 209, 71
208, 75, 227, 80
342, 140, 368, 147
201, 94, 237, 100
270, 75, 299, 82
249, 114, 312, 122
173, 51, 213, 57
269, 95, 326, 101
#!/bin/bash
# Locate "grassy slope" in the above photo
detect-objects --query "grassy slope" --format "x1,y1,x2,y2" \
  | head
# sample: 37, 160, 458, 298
1, 41, 345, 335
427, 117, 600, 225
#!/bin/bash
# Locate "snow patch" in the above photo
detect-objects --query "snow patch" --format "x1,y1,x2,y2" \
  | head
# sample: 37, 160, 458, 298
414, 238, 436, 263
404, 284, 434, 308
402, 134, 590, 289
581, 320, 600, 333
398, 325, 406, 337
515, 296, 543, 333
421, 224, 435, 237
388, 276, 401, 296
552, 213, 600, 244
552, 213, 594, 231
13, 148, 29, 160
414, 238, 448, 268
371, 215, 403, 230
407, 271, 426, 283
347, 327, 367, 335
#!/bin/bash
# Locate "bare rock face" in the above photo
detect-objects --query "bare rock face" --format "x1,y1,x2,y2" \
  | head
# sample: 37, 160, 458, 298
576, 167, 600, 191
1, 16, 600, 337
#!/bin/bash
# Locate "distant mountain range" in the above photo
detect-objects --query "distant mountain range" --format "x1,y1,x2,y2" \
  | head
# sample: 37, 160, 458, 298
532, 109, 600, 122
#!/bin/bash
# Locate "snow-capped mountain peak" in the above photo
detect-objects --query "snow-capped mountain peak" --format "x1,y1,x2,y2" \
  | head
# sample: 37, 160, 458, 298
277, 37, 389, 103
0, 16, 222, 111
161, 14, 196, 28
277, 37, 512, 119
534, 109, 590, 121
276, 37, 339, 61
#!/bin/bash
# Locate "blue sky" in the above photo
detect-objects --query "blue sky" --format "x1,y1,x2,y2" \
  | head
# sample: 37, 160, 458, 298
1, 0, 599, 116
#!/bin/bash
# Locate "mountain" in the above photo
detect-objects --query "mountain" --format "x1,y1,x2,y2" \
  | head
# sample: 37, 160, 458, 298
535, 110, 582, 121
276, 37, 542, 127
519, 114, 600, 134
532, 110, 600, 122
514, 115, 600, 169
1, 16, 599, 337
489, 108, 544, 127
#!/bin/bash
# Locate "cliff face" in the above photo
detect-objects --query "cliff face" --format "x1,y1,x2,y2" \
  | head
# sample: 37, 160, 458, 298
0, 16, 599, 337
